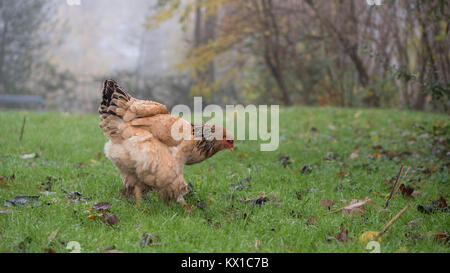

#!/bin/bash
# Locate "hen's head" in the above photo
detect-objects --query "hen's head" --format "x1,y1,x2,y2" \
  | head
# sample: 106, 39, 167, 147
216, 126, 234, 152
195, 124, 234, 154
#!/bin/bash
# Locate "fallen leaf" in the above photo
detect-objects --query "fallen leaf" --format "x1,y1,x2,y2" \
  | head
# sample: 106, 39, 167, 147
319, 198, 334, 209
342, 199, 375, 215
61, 188, 82, 198
438, 197, 448, 209
417, 205, 433, 214
140, 233, 161, 247
93, 202, 112, 212
4, 196, 39, 207
255, 240, 261, 250
407, 233, 423, 240
349, 151, 359, 160
405, 218, 423, 229
87, 214, 98, 219
306, 216, 317, 225
418, 197, 449, 214
75, 162, 84, 168
360, 231, 381, 243
372, 145, 383, 150
432, 232, 450, 243
43, 248, 55, 253
229, 177, 251, 191
301, 165, 312, 174
103, 214, 120, 226
239, 196, 268, 206
61, 188, 89, 202
252, 197, 268, 206
279, 156, 292, 168
334, 224, 349, 243
398, 184, 414, 198
21, 153, 37, 159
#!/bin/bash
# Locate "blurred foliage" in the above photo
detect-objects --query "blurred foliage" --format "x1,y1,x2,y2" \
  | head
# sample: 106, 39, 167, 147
148, 0, 449, 112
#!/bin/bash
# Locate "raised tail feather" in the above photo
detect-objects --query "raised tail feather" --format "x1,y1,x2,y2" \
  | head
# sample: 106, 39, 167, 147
98, 80, 132, 140
99, 79, 131, 120
98, 79, 169, 141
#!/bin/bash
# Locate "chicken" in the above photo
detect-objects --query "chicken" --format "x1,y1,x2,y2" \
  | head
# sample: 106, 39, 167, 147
98, 80, 233, 210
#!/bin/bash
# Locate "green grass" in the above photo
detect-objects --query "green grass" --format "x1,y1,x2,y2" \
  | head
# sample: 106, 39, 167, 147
0, 107, 449, 253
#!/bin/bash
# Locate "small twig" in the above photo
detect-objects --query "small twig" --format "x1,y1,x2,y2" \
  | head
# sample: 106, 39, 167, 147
375, 204, 410, 240
402, 166, 411, 179
393, 166, 411, 195
384, 165, 404, 209
323, 207, 343, 216
19, 116, 27, 142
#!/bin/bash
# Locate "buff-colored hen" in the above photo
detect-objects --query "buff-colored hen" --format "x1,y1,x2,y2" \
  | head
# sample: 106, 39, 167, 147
98, 80, 233, 210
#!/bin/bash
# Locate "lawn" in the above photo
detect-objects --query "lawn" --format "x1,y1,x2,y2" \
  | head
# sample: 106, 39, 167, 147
0, 107, 448, 253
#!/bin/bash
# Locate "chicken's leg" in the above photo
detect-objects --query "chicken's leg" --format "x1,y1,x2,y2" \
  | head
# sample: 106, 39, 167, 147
135, 184, 143, 206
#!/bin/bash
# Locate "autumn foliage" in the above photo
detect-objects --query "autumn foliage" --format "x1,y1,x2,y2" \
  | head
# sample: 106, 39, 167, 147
149, 0, 449, 111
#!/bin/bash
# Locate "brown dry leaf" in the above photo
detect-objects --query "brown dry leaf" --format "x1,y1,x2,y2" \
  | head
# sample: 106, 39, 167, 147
334, 224, 349, 243
319, 198, 334, 209
398, 184, 414, 198
254, 240, 261, 250
438, 197, 448, 209
103, 214, 120, 226
372, 145, 383, 150
43, 248, 56, 253
93, 202, 112, 211
432, 232, 450, 243
306, 216, 317, 225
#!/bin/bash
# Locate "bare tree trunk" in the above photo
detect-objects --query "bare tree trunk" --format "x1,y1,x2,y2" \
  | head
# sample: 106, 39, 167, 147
305, 0, 372, 104
194, 1, 203, 47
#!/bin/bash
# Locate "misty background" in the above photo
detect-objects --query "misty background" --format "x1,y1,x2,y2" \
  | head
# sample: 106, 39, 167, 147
0, 0, 448, 112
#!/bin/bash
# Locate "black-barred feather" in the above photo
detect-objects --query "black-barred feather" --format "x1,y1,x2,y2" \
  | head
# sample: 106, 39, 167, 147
99, 79, 130, 119
193, 124, 218, 157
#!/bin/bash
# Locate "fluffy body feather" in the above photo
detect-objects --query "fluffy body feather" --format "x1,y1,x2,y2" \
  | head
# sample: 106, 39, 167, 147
98, 80, 233, 207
